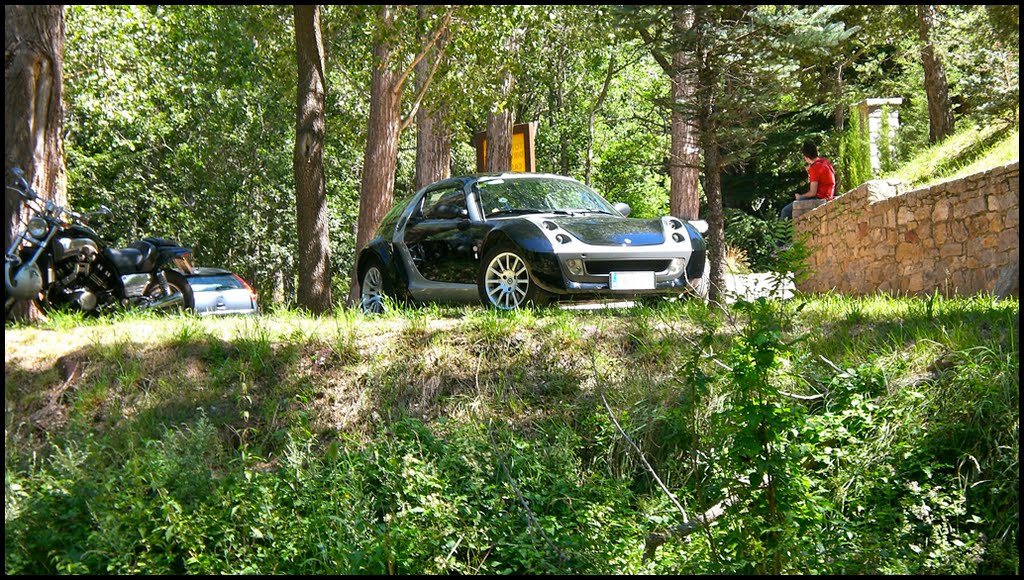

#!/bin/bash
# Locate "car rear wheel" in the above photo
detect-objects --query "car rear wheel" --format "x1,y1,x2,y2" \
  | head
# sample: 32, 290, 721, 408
360, 258, 387, 315
478, 244, 547, 310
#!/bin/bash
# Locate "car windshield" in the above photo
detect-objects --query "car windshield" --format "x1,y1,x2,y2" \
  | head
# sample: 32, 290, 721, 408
474, 177, 619, 217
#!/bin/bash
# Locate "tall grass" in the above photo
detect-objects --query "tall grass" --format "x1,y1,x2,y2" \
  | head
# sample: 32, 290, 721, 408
889, 121, 1019, 188
4, 295, 1019, 574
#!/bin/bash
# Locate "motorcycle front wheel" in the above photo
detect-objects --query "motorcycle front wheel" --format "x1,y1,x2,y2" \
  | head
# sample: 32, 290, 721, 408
144, 270, 195, 313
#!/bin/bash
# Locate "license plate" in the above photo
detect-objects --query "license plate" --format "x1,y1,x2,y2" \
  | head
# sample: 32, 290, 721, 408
609, 271, 655, 291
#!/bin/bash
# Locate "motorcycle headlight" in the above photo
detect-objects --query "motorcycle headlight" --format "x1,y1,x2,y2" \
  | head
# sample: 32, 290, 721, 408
27, 217, 49, 239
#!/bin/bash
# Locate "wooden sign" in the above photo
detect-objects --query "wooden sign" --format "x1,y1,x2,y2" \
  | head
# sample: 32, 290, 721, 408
474, 122, 537, 173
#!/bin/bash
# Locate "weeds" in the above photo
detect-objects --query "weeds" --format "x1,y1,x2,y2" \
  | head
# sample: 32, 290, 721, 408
4, 295, 1019, 574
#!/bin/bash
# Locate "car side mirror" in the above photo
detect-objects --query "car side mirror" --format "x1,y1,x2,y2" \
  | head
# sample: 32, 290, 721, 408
613, 202, 631, 217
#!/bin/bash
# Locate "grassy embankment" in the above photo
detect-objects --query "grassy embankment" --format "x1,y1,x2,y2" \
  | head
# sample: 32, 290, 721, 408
4, 122, 1019, 574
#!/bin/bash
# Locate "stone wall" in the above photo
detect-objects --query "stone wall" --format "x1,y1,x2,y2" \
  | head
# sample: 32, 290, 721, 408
795, 162, 1019, 297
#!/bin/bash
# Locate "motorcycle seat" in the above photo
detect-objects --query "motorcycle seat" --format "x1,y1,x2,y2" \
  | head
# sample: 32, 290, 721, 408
107, 241, 156, 274
142, 237, 181, 247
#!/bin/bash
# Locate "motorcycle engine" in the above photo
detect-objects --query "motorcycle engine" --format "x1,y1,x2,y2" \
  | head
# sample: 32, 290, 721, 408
47, 238, 117, 311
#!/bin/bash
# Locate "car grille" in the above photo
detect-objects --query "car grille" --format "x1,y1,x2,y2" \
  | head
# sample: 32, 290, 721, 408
585, 260, 672, 275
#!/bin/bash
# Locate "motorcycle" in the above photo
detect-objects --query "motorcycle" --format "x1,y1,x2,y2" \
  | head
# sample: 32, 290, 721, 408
5, 167, 196, 318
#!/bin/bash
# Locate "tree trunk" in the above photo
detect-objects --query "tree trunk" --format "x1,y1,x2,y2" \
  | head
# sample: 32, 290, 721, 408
669, 6, 701, 221
585, 55, 615, 186
485, 109, 513, 173
486, 32, 516, 174
349, 6, 403, 305
916, 5, 955, 143
697, 44, 725, 304
702, 138, 726, 305
293, 5, 332, 314
833, 63, 845, 132
414, 6, 450, 191
348, 6, 452, 305
5, 5, 66, 322
415, 108, 450, 191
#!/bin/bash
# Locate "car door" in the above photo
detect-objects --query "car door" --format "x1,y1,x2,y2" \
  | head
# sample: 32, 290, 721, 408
403, 186, 484, 285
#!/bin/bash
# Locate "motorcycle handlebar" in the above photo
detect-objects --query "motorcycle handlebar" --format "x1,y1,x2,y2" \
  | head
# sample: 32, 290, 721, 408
7, 168, 38, 201
7, 167, 113, 224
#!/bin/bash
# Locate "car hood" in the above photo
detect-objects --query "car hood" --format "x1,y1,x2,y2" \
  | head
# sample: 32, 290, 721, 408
544, 216, 665, 246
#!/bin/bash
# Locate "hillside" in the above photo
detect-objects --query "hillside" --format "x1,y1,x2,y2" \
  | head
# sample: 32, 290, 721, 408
5, 295, 1019, 574
888, 121, 1019, 188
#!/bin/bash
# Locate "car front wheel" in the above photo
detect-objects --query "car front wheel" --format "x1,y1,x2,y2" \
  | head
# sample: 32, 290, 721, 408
692, 263, 710, 301
360, 258, 387, 315
478, 244, 547, 310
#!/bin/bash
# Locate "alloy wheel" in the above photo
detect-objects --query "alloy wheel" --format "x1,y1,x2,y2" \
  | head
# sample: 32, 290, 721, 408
361, 265, 385, 314
483, 251, 531, 310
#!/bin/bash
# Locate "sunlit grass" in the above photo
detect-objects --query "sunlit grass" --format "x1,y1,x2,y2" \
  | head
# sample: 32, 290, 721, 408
4, 293, 1018, 574
889, 121, 1019, 188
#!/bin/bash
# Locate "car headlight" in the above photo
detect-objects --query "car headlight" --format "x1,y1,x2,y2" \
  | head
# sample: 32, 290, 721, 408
565, 259, 585, 276
27, 217, 49, 239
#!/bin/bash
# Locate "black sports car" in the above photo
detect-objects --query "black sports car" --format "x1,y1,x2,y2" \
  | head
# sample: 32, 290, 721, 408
356, 173, 709, 313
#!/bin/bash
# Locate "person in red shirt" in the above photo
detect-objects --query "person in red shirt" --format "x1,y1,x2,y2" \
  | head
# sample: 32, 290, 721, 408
780, 141, 836, 220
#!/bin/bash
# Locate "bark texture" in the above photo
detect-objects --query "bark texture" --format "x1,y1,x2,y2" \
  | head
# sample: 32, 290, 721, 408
348, 6, 452, 305
485, 32, 516, 174
414, 8, 450, 191
917, 5, 955, 143
5, 5, 66, 248
348, 6, 402, 305
668, 6, 700, 221
5, 5, 66, 322
485, 110, 513, 173
293, 5, 332, 313
695, 14, 726, 304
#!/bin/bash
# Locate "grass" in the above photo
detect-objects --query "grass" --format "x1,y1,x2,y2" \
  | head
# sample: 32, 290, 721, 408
5, 294, 1019, 574
888, 120, 1019, 188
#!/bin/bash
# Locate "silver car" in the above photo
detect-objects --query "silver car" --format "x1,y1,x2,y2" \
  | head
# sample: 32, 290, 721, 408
186, 267, 258, 316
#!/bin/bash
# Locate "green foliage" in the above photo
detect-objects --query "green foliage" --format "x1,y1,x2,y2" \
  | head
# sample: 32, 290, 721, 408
941, 6, 1019, 126
57, 3, 1018, 305
5, 296, 1018, 574
722, 209, 789, 272
837, 109, 873, 189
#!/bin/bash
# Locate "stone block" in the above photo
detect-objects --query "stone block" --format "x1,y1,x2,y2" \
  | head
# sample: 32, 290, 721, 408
994, 264, 1019, 298
792, 198, 827, 220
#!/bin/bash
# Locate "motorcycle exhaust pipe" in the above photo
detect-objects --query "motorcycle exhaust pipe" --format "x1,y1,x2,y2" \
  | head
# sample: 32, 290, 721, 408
143, 292, 184, 310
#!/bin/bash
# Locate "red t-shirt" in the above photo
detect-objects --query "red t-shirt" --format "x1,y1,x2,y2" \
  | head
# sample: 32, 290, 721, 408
807, 158, 836, 200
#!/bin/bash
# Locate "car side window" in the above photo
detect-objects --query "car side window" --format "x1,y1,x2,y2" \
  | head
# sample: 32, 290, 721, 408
379, 193, 415, 234
419, 187, 468, 220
